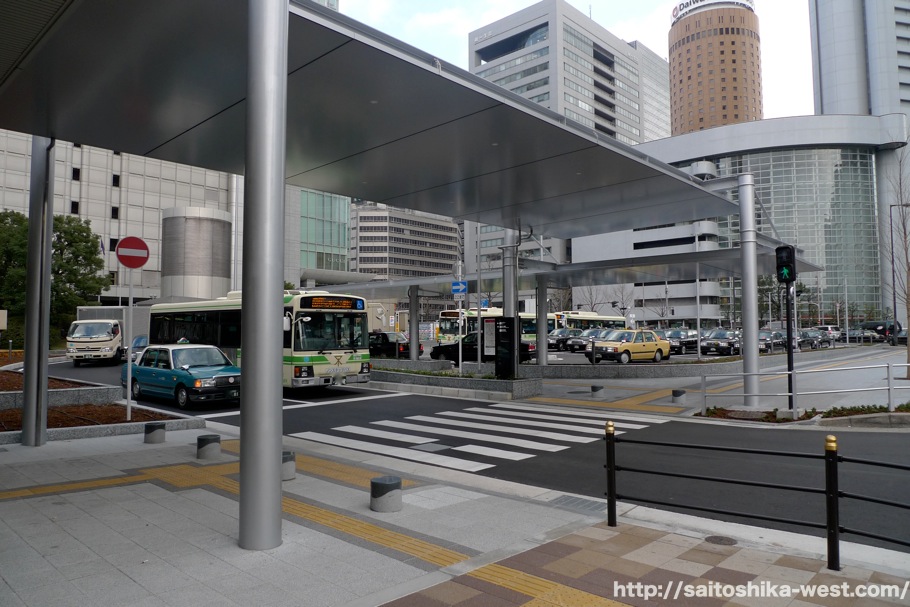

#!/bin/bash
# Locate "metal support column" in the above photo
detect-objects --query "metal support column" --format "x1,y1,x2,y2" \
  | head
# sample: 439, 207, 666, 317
409, 286, 419, 359
738, 173, 760, 408
536, 275, 547, 365
502, 229, 519, 370
21, 136, 55, 447
239, 0, 288, 551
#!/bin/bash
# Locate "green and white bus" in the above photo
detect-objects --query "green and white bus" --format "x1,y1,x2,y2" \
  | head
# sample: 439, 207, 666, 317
148, 290, 370, 388
437, 307, 558, 342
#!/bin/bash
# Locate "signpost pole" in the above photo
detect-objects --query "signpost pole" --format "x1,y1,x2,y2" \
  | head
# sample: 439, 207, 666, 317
115, 236, 150, 422
126, 268, 133, 420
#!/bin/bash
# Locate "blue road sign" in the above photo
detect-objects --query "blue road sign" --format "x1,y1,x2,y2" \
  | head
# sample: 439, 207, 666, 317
452, 281, 467, 294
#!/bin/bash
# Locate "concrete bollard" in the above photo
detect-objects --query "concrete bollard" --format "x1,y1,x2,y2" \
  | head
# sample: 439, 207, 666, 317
370, 476, 402, 512
591, 385, 605, 400
672, 389, 686, 405
144, 421, 166, 444
282, 450, 296, 481
196, 434, 221, 460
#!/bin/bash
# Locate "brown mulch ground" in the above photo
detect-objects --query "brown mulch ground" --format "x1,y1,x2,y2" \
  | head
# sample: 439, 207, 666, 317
0, 353, 177, 431
0, 404, 177, 432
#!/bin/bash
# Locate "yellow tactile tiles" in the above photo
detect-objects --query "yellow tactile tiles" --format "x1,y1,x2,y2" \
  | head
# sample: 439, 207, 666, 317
467, 563, 630, 606
0, 443, 636, 607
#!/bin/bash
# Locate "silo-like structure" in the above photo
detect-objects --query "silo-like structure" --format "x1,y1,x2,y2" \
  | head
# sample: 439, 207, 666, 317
161, 207, 232, 299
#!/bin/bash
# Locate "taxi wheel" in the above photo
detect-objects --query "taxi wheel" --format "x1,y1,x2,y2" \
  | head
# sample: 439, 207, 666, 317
175, 385, 190, 408
653, 349, 663, 363
619, 351, 631, 364
131, 379, 141, 400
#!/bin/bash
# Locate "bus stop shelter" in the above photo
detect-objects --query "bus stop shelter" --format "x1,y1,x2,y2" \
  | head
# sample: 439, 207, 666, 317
1, 0, 785, 549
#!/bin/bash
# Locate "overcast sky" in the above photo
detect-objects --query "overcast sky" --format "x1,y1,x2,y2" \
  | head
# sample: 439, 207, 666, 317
339, 0, 814, 120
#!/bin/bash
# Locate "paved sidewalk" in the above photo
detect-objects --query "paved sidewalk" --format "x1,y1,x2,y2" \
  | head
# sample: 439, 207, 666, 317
0, 427, 907, 607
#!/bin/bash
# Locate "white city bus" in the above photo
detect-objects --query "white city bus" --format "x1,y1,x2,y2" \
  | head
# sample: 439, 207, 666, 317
148, 291, 370, 388
437, 307, 558, 342
558, 310, 626, 331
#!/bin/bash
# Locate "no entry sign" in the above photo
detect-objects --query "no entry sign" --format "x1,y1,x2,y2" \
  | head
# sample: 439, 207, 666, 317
115, 236, 149, 269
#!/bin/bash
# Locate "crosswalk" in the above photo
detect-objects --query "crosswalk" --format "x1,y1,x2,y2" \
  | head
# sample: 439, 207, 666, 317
289, 402, 666, 472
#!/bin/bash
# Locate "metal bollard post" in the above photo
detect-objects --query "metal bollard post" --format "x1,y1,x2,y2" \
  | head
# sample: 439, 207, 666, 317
196, 434, 221, 460
144, 421, 166, 444
370, 476, 402, 512
282, 450, 296, 481
604, 421, 617, 527
824, 434, 840, 571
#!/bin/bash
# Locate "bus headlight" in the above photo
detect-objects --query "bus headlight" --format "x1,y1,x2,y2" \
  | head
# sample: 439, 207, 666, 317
360, 363, 371, 373
294, 366, 313, 378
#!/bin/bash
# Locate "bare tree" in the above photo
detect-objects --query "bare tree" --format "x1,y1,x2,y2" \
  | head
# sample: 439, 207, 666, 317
885, 142, 910, 377
548, 286, 572, 313
607, 284, 635, 315
646, 285, 673, 328
574, 284, 612, 312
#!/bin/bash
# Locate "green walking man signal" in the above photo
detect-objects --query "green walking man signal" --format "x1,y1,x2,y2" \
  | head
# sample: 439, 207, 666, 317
775, 245, 796, 283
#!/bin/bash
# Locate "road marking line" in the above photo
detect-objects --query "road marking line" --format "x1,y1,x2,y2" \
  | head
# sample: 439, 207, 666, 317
332, 425, 438, 444
289, 431, 495, 471
452, 444, 535, 460
372, 420, 569, 452
464, 406, 647, 429
435, 410, 605, 434
491, 403, 668, 424
404, 415, 599, 443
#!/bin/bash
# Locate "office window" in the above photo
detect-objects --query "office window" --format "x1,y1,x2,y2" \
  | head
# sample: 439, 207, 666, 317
109, 238, 119, 252
112, 174, 120, 187
111, 206, 119, 219
70, 200, 79, 214
72, 167, 80, 181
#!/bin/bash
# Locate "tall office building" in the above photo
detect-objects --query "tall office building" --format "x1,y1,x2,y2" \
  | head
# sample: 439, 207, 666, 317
469, 0, 669, 145
810, 0, 910, 322
466, 0, 669, 312
349, 201, 460, 319
669, 0, 763, 135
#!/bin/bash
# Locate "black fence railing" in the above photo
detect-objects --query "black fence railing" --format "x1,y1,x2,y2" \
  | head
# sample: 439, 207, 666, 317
603, 422, 910, 571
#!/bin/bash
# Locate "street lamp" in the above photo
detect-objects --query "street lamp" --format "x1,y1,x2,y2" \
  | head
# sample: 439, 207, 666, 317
890, 204, 910, 343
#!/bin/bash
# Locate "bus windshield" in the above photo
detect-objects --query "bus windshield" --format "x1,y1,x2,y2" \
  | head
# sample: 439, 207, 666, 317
293, 311, 368, 352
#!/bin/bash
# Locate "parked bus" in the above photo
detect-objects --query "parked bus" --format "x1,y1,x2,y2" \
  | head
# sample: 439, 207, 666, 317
437, 307, 558, 342
558, 310, 626, 331
148, 290, 370, 388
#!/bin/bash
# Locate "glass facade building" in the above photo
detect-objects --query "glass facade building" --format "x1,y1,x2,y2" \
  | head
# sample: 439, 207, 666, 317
707, 147, 881, 319
299, 189, 349, 272
636, 114, 904, 327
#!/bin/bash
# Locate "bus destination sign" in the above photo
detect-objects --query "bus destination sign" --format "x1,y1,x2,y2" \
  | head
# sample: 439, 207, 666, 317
302, 296, 365, 310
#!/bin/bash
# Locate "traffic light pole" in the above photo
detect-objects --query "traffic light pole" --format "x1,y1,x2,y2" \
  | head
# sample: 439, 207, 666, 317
786, 284, 796, 412
776, 244, 798, 415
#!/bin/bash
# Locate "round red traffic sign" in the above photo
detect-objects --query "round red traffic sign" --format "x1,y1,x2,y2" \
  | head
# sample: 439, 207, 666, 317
115, 236, 149, 269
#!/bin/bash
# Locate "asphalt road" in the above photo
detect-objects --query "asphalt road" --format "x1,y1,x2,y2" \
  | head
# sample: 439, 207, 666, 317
43, 352, 910, 553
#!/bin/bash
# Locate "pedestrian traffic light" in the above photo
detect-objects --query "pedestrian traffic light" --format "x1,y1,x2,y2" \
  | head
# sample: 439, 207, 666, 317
775, 245, 796, 283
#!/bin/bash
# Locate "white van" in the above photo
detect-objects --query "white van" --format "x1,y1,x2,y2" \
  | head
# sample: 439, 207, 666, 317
65, 319, 123, 366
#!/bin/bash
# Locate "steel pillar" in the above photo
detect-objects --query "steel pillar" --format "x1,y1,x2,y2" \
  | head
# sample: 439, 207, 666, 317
22, 136, 54, 447
239, 0, 288, 550
738, 173, 760, 408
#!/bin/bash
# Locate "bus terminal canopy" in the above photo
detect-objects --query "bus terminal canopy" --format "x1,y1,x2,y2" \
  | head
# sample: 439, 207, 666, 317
0, 0, 737, 238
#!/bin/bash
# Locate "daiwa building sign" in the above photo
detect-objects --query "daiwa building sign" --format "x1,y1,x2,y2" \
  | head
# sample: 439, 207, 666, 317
672, 0, 755, 24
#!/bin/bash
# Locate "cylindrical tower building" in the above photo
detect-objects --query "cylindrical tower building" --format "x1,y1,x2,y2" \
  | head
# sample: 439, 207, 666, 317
668, 0, 763, 135
161, 207, 233, 299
